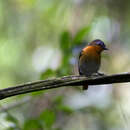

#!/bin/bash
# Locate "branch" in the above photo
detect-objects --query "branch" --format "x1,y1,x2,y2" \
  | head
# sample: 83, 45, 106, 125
0, 73, 130, 100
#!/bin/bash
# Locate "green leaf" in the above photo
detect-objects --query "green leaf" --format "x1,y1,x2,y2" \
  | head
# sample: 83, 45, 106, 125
31, 90, 44, 96
58, 105, 73, 114
40, 69, 56, 80
53, 96, 73, 114
6, 114, 21, 130
23, 119, 42, 130
39, 109, 56, 128
72, 26, 91, 45
6, 114, 19, 126
60, 31, 72, 52
53, 96, 63, 104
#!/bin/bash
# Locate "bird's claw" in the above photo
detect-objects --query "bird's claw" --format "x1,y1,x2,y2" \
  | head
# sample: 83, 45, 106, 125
91, 72, 106, 77
97, 72, 105, 76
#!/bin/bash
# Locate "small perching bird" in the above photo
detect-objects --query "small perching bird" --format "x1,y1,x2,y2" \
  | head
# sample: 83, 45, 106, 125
78, 39, 108, 90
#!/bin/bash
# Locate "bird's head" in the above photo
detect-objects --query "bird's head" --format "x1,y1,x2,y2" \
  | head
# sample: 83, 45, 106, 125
88, 39, 108, 52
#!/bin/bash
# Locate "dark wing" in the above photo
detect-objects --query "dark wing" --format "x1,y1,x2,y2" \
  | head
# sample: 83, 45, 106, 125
78, 51, 83, 75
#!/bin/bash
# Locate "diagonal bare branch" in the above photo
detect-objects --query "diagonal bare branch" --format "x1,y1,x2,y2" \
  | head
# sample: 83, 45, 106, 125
0, 73, 130, 100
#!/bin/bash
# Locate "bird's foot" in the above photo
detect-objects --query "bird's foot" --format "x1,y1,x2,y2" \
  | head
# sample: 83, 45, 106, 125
97, 72, 105, 76
90, 73, 100, 77
91, 72, 106, 77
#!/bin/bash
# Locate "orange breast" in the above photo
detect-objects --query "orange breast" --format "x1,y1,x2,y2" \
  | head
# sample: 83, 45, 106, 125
79, 46, 101, 76
82, 46, 101, 62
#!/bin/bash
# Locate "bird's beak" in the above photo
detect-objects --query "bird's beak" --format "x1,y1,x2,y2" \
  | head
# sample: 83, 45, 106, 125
104, 47, 108, 50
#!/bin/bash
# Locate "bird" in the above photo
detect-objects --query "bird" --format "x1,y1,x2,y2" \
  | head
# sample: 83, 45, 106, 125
78, 39, 108, 90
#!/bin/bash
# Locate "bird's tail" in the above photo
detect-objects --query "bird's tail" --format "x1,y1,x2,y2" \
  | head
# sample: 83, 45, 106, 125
82, 84, 88, 90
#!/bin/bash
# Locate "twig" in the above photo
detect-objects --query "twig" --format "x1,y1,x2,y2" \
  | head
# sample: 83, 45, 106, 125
0, 73, 130, 100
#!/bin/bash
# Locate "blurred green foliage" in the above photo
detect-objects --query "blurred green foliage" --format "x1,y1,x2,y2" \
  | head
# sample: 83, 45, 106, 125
0, 0, 130, 130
